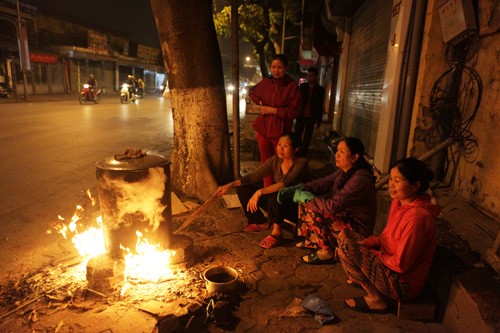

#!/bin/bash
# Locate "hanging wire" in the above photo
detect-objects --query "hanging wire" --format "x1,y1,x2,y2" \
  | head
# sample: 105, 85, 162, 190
429, 65, 482, 165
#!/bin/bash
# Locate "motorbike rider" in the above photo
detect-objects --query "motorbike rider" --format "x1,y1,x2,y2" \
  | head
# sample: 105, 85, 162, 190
136, 78, 145, 97
87, 74, 97, 100
125, 75, 136, 99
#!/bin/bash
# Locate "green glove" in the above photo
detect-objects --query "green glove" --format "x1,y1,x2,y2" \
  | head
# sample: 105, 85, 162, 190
277, 183, 304, 204
293, 190, 315, 204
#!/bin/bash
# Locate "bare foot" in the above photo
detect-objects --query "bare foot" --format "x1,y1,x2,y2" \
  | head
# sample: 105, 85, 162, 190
345, 296, 387, 311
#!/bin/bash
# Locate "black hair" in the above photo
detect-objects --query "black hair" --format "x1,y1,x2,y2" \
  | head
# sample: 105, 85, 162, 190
336, 137, 374, 190
307, 67, 318, 75
280, 131, 301, 149
272, 54, 289, 67
391, 158, 434, 195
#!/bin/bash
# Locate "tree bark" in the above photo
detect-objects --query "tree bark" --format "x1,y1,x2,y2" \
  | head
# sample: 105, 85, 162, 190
150, 0, 232, 200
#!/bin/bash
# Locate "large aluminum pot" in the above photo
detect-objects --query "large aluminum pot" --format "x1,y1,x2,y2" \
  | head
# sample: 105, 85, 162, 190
96, 152, 171, 258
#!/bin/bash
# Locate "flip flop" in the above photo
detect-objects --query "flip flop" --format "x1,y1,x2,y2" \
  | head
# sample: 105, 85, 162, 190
242, 222, 270, 232
259, 235, 283, 249
295, 240, 318, 250
344, 296, 389, 314
301, 252, 336, 265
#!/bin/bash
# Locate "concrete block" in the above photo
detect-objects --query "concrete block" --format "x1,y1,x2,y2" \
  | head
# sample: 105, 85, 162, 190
86, 253, 125, 291
397, 301, 436, 321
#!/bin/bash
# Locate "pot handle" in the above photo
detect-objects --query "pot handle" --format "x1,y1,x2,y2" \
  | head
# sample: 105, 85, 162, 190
236, 268, 244, 282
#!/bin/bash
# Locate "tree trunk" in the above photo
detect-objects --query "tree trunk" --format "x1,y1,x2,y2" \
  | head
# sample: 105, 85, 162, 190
150, 0, 232, 200
255, 43, 268, 78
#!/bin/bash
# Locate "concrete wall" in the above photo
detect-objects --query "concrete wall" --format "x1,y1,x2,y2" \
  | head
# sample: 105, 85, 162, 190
408, 0, 500, 218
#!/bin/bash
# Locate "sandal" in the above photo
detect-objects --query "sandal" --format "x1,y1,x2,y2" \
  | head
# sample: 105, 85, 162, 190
344, 296, 389, 314
242, 222, 270, 232
301, 252, 335, 265
259, 235, 283, 249
295, 240, 318, 250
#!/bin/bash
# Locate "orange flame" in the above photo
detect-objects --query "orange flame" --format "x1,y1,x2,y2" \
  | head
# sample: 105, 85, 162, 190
52, 189, 176, 285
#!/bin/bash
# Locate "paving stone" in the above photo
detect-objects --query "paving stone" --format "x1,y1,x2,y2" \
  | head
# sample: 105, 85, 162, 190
261, 259, 295, 279
322, 272, 342, 290
295, 264, 330, 284
257, 277, 288, 294
262, 245, 290, 258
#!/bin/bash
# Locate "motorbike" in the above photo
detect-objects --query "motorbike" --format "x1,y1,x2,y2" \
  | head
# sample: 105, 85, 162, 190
120, 84, 136, 103
79, 84, 101, 104
158, 84, 165, 96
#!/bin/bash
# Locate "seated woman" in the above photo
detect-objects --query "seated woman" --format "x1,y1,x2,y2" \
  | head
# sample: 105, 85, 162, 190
337, 158, 440, 313
214, 132, 308, 249
290, 137, 377, 264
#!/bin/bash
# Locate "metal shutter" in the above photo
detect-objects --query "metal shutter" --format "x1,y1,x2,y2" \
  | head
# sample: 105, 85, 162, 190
340, 0, 392, 156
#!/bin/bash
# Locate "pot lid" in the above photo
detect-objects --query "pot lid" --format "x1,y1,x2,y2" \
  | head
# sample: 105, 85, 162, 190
96, 152, 170, 171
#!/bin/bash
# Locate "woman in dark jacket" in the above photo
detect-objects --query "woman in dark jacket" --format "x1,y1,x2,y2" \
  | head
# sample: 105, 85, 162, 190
281, 137, 376, 264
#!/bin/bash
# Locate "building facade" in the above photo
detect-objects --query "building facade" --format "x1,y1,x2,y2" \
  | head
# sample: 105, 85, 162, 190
0, 1, 166, 97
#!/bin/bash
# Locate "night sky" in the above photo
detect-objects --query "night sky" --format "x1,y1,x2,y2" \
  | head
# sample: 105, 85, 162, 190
35, 0, 160, 47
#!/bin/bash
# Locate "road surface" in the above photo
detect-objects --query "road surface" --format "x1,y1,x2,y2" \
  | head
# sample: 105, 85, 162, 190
0, 95, 174, 283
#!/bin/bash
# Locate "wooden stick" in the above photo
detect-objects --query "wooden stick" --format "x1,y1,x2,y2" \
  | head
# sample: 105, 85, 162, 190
84, 288, 108, 298
0, 286, 63, 320
175, 194, 219, 234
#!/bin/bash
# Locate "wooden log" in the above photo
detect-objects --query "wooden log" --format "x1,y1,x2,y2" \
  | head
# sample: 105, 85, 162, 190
174, 195, 218, 234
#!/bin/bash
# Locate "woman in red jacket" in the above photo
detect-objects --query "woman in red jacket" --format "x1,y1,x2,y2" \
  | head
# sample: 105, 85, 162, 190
249, 54, 301, 187
337, 158, 440, 314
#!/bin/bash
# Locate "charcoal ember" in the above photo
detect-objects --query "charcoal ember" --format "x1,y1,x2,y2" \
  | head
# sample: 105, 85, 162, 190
156, 314, 182, 333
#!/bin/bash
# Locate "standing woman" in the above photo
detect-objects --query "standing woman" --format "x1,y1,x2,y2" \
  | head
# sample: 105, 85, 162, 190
249, 54, 301, 187
214, 132, 308, 248
282, 137, 377, 264
338, 158, 440, 313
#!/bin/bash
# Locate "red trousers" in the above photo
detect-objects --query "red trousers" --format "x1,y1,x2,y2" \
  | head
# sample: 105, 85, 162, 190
256, 133, 279, 187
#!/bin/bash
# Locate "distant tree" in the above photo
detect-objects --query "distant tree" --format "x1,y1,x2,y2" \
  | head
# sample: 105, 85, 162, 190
214, 0, 301, 76
150, 0, 232, 200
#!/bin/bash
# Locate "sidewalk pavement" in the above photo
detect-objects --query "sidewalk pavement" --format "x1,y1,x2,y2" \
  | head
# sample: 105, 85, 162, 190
185, 199, 447, 333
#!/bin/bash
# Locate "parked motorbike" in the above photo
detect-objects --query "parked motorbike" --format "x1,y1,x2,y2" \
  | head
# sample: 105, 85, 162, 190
120, 84, 136, 103
79, 84, 101, 104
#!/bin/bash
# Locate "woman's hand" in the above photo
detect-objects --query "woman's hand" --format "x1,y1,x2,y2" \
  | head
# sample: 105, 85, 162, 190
258, 105, 276, 115
246, 190, 262, 213
214, 183, 232, 197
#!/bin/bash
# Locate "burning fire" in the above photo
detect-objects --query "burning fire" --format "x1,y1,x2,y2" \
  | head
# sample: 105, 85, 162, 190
50, 189, 176, 285
122, 231, 175, 283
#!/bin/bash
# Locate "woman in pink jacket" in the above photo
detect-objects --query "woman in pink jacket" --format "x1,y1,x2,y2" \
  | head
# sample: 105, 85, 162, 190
337, 158, 440, 314
249, 54, 301, 187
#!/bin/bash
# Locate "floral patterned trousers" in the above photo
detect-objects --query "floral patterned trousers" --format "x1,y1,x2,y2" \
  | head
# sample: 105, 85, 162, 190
336, 230, 410, 302
297, 204, 354, 253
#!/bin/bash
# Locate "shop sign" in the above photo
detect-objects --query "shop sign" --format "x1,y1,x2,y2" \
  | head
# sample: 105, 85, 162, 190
30, 53, 58, 64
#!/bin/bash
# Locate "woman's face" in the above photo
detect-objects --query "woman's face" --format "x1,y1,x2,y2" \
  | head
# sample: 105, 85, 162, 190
388, 166, 420, 204
276, 136, 297, 160
270, 59, 287, 79
335, 141, 358, 172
